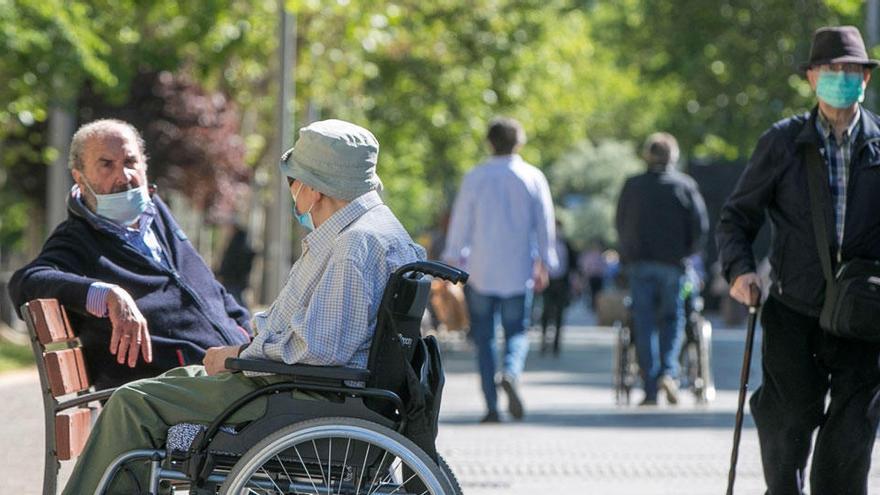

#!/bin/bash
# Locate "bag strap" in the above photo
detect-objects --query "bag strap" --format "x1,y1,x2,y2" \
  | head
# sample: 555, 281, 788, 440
804, 146, 836, 290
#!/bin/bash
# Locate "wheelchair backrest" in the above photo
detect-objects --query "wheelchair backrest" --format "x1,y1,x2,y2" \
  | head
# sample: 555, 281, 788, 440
365, 261, 467, 409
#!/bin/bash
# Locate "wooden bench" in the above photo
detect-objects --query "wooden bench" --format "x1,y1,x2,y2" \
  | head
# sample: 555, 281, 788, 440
21, 299, 115, 495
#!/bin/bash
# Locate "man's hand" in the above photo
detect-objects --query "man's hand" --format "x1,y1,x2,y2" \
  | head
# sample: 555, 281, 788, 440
203, 345, 243, 376
730, 272, 762, 306
107, 286, 152, 367
533, 261, 549, 293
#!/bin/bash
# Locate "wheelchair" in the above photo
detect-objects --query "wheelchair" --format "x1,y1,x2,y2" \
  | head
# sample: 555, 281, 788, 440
94, 260, 468, 495
612, 288, 715, 406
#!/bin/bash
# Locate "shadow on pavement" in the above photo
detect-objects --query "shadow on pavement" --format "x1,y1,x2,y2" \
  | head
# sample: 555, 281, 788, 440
440, 410, 755, 430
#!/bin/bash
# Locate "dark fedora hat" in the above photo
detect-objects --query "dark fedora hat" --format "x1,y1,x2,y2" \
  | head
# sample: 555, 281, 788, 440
800, 26, 879, 72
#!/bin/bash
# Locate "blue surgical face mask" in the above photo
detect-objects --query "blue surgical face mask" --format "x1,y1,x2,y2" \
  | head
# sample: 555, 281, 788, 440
81, 178, 150, 226
291, 182, 315, 231
816, 70, 865, 109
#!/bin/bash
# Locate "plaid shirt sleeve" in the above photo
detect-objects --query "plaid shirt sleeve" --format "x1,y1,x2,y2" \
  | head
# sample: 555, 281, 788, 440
240, 257, 374, 367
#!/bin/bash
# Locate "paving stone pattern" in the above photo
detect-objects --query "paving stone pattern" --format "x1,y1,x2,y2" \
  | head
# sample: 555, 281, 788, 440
2, 305, 880, 494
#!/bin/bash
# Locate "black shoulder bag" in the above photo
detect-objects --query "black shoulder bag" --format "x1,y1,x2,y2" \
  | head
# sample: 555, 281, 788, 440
805, 147, 880, 341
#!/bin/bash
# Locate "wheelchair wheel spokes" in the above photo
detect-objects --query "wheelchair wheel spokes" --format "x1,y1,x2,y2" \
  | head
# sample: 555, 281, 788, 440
222, 417, 452, 495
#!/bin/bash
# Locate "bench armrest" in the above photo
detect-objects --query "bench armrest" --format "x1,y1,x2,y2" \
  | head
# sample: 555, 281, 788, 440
57, 388, 116, 411
225, 358, 370, 382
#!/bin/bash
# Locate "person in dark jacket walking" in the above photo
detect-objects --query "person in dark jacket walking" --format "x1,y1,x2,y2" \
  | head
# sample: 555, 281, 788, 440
9, 119, 251, 390
717, 26, 880, 495
616, 132, 708, 406
540, 221, 577, 356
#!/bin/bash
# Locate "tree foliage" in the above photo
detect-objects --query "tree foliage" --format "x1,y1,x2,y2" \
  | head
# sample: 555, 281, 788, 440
550, 139, 643, 248
589, 0, 866, 160
0, 0, 873, 256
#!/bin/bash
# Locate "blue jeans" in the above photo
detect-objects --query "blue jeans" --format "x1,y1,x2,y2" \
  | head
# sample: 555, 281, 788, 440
465, 287, 532, 414
628, 262, 685, 401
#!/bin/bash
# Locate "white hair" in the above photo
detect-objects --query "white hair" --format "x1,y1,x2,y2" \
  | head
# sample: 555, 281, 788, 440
68, 119, 146, 171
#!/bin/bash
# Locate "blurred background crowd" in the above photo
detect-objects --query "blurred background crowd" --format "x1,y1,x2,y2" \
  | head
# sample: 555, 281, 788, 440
0, 0, 877, 351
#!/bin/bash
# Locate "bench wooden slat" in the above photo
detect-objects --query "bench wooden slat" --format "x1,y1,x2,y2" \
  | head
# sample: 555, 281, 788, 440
55, 408, 92, 460
28, 299, 76, 345
44, 348, 91, 396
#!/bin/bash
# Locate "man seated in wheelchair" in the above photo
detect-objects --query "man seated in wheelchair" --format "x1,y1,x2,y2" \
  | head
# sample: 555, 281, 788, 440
62, 119, 427, 494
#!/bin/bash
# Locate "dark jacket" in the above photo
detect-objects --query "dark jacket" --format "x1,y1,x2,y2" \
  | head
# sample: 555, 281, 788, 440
616, 168, 709, 269
10, 193, 252, 389
716, 106, 880, 317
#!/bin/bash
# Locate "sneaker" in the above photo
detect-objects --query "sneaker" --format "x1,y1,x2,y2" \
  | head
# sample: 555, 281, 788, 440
638, 397, 658, 407
480, 411, 501, 423
500, 375, 525, 420
658, 375, 680, 405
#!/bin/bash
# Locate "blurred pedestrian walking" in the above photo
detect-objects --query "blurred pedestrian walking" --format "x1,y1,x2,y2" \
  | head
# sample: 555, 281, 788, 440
578, 241, 606, 311
217, 223, 256, 309
717, 26, 880, 495
443, 117, 557, 423
540, 220, 577, 356
615, 132, 708, 406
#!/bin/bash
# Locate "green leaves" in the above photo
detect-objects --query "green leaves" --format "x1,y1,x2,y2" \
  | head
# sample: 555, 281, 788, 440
0, 0, 872, 251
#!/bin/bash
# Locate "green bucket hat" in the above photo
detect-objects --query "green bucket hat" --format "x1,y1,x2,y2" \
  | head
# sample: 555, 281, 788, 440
280, 119, 383, 201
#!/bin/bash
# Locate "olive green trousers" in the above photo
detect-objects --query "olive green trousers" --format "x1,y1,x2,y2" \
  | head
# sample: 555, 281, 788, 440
62, 365, 308, 494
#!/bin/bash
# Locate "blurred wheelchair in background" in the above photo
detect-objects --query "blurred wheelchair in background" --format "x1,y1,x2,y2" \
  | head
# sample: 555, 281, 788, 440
598, 281, 715, 406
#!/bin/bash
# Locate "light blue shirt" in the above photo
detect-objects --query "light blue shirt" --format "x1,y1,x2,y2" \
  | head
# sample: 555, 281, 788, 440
443, 154, 557, 296
240, 191, 425, 370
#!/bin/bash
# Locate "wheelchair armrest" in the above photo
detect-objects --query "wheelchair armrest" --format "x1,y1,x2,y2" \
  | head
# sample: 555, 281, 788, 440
225, 358, 370, 382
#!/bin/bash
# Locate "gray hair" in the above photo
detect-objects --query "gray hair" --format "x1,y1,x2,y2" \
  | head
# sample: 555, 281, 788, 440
642, 132, 679, 167
68, 119, 147, 171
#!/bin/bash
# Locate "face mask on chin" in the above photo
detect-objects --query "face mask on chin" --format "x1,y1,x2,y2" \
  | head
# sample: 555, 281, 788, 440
81, 178, 150, 226
291, 182, 316, 231
816, 70, 865, 109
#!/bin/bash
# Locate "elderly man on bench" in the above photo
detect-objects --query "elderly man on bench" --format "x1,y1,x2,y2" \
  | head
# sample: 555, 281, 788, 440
10, 119, 252, 390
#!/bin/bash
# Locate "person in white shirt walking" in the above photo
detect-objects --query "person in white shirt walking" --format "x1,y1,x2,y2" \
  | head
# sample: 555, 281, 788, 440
443, 117, 557, 423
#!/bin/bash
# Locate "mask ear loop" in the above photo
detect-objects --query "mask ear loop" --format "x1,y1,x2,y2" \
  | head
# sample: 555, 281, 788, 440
293, 182, 315, 215
78, 174, 100, 199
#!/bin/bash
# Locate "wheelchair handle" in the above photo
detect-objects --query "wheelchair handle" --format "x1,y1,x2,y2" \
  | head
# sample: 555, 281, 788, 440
394, 260, 469, 284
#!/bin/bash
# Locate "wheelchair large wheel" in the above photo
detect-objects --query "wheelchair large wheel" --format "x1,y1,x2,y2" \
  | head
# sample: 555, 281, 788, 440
613, 322, 636, 405
680, 315, 715, 404
437, 454, 463, 495
221, 417, 455, 495
693, 317, 715, 404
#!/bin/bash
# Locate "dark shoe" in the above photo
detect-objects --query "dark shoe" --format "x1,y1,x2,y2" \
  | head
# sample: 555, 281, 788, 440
500, 375, 525, 420
480, 411, 501, 423
658, 375, 680, 405
638, 397, 658, 407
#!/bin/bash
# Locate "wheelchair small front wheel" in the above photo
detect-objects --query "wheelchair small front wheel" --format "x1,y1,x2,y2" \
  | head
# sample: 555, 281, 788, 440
221, 417, 455, 495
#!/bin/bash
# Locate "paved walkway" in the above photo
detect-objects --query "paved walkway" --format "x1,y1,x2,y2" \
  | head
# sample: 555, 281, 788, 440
3, 304, 880, 494
435, 304, 768, 494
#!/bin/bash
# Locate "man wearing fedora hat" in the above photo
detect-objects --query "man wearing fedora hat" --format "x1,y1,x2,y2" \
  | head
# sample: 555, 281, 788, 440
60, 119, 426, 494
718, 26, 880, 494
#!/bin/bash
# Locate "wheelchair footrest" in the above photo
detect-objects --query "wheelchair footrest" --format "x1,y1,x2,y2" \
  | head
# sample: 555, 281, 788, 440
166, 423, 237, 457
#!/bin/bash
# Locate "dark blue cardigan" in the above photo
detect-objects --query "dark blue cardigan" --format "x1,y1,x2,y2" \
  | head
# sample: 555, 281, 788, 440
10, 193, 252, 389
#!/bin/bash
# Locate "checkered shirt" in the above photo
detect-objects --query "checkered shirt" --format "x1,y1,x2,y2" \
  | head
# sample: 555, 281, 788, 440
815, 109, 861, 247
239, 191, 425, 371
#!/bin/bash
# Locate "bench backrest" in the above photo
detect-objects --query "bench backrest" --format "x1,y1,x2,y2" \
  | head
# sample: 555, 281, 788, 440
23, 299, 98, 462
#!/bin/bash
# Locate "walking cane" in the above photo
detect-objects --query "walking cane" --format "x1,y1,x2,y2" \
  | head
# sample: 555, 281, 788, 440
726, 284, 760, 495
